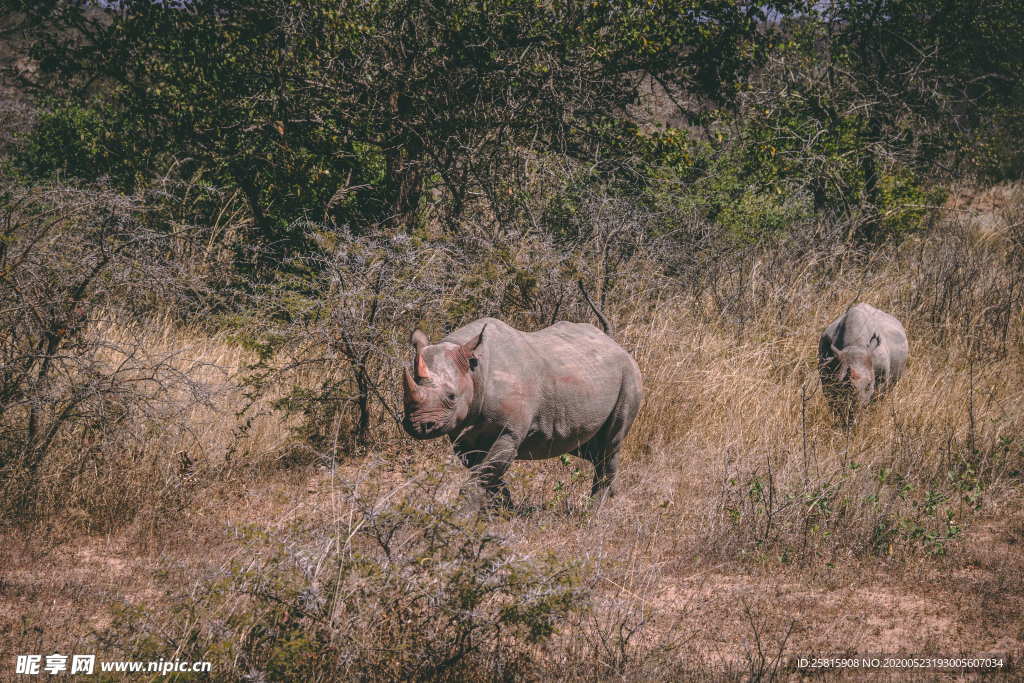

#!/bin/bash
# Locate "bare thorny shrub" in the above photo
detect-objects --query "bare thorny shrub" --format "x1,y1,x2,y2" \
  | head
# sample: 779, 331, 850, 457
234, 165, 672, 462
0, 181, 230, 530
99, 459, 586, 681
229, 230, 451, 463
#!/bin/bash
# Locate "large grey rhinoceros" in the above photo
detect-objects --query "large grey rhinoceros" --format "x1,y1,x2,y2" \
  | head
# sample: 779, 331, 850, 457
819, 302, 909, 420
402, 316, 643, 507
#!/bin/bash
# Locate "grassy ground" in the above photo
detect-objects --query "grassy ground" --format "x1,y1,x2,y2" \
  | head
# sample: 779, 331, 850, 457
2, 186, 1023, 680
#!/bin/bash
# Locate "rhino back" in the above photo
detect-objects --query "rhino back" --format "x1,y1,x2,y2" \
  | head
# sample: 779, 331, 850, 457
528, 321, 638, 410
445, 318, 640, 458
822, 304, 909, 376
825, 305, 901, 345
521, 321, 640, 458
870, 309, 909, 378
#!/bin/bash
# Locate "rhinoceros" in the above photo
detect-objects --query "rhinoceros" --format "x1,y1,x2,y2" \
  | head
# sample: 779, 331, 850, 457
819, 303, 909, 420
402, 316, 643, 507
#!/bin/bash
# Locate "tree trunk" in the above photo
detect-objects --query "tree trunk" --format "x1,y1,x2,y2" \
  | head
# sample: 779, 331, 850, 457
385, 142, 423, 232
856, 115, 883, 243
384, 92, 424, 232
355, 370, 371, 444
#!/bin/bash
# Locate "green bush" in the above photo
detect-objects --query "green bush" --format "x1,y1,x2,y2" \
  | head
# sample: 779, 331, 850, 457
16, 101, 130, 185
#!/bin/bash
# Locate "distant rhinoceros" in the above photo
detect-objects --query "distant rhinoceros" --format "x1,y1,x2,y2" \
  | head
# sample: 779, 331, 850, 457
402, 316, 643, 507
819, 303, 909, 420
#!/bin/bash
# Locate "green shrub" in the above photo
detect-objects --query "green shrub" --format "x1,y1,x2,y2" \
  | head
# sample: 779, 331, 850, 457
16, 101, 134, 186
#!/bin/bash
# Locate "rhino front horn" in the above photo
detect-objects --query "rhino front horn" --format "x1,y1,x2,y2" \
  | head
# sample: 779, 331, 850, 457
403, 367, 422, 404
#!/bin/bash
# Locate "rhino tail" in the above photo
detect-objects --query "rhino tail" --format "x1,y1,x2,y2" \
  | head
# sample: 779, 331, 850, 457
577, 279, 614, 337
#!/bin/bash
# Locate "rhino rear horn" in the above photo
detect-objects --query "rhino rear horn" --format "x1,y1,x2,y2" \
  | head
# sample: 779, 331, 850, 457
411, 329, 431, 380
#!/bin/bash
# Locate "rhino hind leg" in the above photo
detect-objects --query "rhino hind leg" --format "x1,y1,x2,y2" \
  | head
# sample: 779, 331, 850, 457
579, 418, 629, 505
589, 445, 620, 505
584, 376, 642, 505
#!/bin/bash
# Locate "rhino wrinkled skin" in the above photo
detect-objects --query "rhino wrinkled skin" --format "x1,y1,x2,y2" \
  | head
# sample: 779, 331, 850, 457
402, 317, 643, 507
819, 303, 909, 419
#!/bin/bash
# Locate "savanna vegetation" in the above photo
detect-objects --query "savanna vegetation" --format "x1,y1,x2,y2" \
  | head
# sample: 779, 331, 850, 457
1, 1, 1022, 679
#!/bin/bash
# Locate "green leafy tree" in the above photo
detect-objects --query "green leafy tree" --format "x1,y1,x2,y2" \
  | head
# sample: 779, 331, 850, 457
674, 0, 1023, 242
8, 0, 774, 250
807, 0, 1023, 238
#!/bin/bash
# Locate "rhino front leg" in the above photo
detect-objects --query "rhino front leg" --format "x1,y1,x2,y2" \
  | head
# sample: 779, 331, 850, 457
465, 433, 519, 510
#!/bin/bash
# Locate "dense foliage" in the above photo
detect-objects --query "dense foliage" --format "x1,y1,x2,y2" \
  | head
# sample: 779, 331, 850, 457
6, 0, 1017, 254
5, 0, 768, 248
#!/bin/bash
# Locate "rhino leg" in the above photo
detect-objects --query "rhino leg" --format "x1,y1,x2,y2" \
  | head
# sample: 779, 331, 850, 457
589, 446, 619, 505
580, 419, 628, 505
466, 433, 518, 510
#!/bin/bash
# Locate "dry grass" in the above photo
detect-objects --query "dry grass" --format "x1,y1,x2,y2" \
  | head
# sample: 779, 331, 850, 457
1, 188, 1023, 679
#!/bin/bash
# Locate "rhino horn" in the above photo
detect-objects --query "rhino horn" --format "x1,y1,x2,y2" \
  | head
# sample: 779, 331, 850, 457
403, 366, 422, 404
416, 353, 431, 380
411, 329, 431, 380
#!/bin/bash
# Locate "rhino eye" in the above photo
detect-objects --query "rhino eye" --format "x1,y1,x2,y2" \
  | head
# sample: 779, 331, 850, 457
447, 393, 456, 401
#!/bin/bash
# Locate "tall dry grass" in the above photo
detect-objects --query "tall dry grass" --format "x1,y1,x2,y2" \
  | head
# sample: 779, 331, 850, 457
609, 200, 1023, 563
3, 184, 1022, 679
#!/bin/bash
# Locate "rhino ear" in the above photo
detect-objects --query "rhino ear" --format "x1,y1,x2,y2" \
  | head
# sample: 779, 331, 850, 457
461, 324, 486, 369
868, 333, 881, 349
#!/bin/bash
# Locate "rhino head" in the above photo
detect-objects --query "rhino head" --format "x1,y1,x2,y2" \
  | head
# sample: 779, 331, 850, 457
830, 337, 877, 408
402, 325, 485, 440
